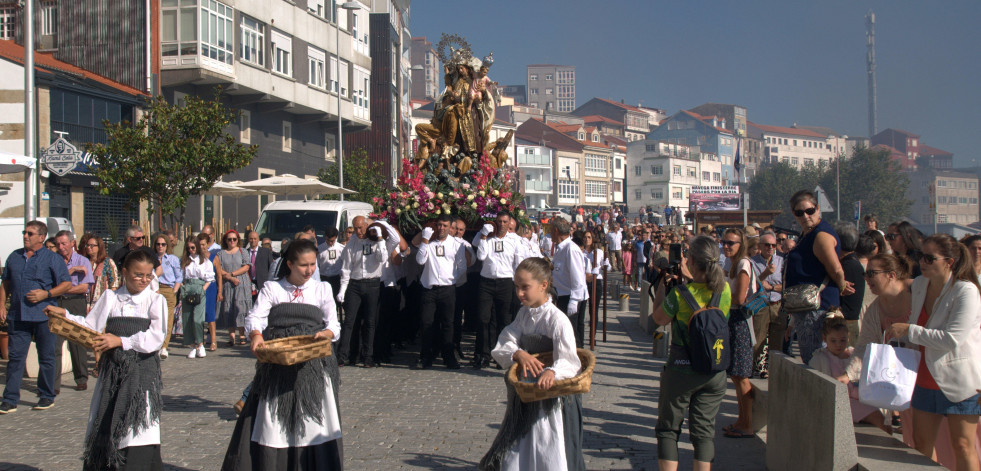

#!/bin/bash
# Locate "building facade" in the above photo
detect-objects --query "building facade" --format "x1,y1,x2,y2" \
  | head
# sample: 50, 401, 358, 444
573, 98, 650, 142
647, 110, 735, 185
527, 64, 575, 112
626, 139, 701, 222
749, 121, 846, 171
409, 36, 438, 101
908, 170, 979, 226
499, 84, 526, 106
515, 138, 553, 209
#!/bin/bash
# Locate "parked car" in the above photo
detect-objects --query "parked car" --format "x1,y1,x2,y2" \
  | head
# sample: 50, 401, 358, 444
254, 200, 372, 253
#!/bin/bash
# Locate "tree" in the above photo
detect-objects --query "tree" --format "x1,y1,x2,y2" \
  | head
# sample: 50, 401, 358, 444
317, 148, 388, 203
748, 146, 911, 229
87, 87, 258, 226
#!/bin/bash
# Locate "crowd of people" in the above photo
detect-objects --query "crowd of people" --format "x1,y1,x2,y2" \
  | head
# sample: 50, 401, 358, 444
2, 192, 981, 469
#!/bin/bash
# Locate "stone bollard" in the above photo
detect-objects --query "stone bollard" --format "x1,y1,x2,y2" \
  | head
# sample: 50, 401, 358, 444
619, 293, 629, 311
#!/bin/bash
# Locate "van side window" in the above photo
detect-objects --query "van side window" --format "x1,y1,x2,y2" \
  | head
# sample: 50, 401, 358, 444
339, 211, 348, 232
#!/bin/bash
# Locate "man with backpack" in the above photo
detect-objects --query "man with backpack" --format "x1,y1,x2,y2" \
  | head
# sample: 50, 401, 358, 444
649, 235, 732, 470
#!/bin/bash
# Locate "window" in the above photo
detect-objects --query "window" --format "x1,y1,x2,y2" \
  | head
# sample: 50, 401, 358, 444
173, 91, 188, 107
309, 0, 326, 18
240, 16, 264, 66
545, 88, 553, 95
330, 56, 339, 92
529, 88, 538, 95
272, 30, 292, 76
282, 121, 292, 152
793, 140, 798, 146
687, 167, 696, 177
614, 181, 622, 192
791, 157, 799, 166
672, 187, 682, 199
545, 74, 553, 80
650, 165, 662, 175
352, 65, 370, 120
325, 133, 335, 161
39, 1, 57, 35
352, 9, 369, 56
0, 7, 14, 40
615, 159, 622, 170
702, 171, 710, 181
558, 180, 579, 200
585, 182, 608, 199
672, 165, 681, 176
339, 59, 349, 97
201, 0, 233, 66
308, 46, 326, 88
239, 110, 251, 143
653, 189, 664, 200
713, 172, 721, 182
635, 190, 642, 200
529, 74, 538, 81
585, 154, 607, 175
634, 165, 641, 176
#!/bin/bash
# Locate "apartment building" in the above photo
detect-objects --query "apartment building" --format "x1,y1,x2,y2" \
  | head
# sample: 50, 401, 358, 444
409, 36, 438, 101
648, 110, 735, 185
908, 170, 979, 226
573, 98, 650, 141
527, 64, 575, 112
748, 121, 846, 170
626, 139, 702, 221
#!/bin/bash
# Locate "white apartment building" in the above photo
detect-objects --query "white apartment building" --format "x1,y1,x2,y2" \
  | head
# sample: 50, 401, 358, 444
749, 122, 848, 169
627, 139, 701, 221
515, 139, 554, 210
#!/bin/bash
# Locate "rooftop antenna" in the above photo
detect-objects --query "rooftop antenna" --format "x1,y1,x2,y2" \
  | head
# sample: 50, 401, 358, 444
866, 10, 877, 138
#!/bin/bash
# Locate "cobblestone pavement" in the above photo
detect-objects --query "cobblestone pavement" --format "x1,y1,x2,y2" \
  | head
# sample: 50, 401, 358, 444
0, 274, 765, 470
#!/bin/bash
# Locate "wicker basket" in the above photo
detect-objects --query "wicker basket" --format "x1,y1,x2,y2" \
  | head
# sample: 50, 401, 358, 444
47, 314, 100, 350
507, 348, 596, 403
255, 335, 332, 366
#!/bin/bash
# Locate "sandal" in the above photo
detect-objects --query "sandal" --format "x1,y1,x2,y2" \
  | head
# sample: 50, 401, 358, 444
208, 343, 217, 352
724, 429, 756, 439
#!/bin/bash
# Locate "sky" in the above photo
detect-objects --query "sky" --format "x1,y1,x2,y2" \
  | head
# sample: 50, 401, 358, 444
409, 1, 981, 165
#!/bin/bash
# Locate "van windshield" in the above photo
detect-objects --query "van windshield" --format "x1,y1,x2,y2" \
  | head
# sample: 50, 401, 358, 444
255, 210, 338, 241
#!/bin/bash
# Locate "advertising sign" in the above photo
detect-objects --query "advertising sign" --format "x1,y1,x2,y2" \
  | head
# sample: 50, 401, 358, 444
41, 136, 82, 177
689, 186, 741, 212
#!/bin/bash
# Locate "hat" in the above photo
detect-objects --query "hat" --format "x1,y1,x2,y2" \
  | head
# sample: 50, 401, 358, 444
751, 222, 762, 229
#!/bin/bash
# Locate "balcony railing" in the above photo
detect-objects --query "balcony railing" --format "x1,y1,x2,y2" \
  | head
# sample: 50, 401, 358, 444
524, 180, 553, 192
518, 154, 551, 166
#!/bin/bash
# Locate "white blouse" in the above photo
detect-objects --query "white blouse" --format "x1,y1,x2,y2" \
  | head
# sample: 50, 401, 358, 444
182, 255, 216, 283
245, 277, 341, 340
65, 285, 167, 353
492, 299, 581, 381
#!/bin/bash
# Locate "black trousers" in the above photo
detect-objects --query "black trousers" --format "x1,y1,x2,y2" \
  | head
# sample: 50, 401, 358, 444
56, 295, 90, 388
323, 274, 343, 322
419, 285, 456, 365
374, 283, 402, 363
339, 279, 380, 363
475, 277, 514, 360
453, 284, 466, 350
557, 294, 587, 349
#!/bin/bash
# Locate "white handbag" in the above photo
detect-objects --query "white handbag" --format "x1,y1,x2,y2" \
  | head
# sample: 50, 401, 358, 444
858, 341, 921, 410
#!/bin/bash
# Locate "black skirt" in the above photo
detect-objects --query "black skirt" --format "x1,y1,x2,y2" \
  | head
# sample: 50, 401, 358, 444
83, 445, 163, 471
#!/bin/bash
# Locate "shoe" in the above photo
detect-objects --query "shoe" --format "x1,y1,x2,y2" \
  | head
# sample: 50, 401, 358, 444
54, 389, 60, 395
197, 345, 206, 358
159, 348, 169, 359
337, 359, 347, 367
188, 348, 198, 359
33, 398, 54, 410
362, 360, 376, 368
471, 357, 484, 370
233, 400, 244, 415
0, 402, 16, 414
75, 383, 87, 392
446, 362, 461, 370
208, 342, 217, 352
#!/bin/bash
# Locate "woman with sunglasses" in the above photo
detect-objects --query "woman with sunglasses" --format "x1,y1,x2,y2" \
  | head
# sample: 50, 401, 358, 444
784, 190, 855, 365
152, 233, 182, 359
885, 234, 981, 470
720, 228, 759, 439
79, 233, 119, 372
217, 230, 253, 347
886, 221, 923, 277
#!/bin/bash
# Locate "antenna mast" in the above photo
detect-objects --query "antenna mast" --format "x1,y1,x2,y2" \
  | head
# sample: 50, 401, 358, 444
866, 10, 877, 138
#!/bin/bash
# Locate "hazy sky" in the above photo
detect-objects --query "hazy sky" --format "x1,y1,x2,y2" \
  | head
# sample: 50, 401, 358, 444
410, 1, 981, 165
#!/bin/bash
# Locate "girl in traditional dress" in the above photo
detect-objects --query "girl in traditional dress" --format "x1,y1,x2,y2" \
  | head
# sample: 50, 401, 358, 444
479, 257, 585, 471
222, 239, 342, 470
45, 249, 167, 471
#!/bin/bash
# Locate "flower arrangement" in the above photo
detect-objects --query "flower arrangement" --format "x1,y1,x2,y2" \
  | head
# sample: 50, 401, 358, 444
372, 154, 526, 232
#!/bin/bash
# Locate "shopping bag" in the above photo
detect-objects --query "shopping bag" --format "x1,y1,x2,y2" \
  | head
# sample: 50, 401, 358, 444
858, 342, 920, 410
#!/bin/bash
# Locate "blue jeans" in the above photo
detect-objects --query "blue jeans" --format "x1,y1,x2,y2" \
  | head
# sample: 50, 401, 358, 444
3, 319, 58, 404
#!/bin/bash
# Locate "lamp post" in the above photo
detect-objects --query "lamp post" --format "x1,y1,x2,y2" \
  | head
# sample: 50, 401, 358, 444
336, 1, 363, 201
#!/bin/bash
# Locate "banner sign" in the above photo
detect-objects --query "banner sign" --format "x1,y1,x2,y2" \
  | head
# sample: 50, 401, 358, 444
689, 186, 741, 212
41, 136, 82, 177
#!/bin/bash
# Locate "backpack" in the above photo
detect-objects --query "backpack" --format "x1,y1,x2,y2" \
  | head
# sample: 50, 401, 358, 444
676, 285, 730, 374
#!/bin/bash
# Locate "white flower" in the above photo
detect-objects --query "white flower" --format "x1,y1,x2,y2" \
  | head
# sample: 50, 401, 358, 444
479, 191, 486, 197
518, 210, 524, 216
467, 194, 475, 201
437, 192, 444, 199
395, 209, 402, 215
471, 202, 478, 209
500, 198, 507, 204
413, 202, 419, 208
435, 209, 441, 215
493, 190, 500, 196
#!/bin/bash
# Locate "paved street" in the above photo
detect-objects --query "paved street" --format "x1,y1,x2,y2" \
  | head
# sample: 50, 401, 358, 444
0, 275, 765, 470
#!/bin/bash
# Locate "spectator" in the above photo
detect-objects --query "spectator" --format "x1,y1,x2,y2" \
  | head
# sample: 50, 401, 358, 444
960, 234, 981, 283
864, 214, 884, 236
622, 227, 636, 291
886, 221, 923, 277
834, 222, 867, 347
217, 230, 252, 347
885, 234, 981, 469
784, 190, 854, 364
181, 235, 214, 359
865, 230, 888, 257
198, 233, 221, 352
112, 225, 160, 270
721, 228, 757, 439
53, 230, 94, 391
750, 231, 784, 379
152, 233, 182, 359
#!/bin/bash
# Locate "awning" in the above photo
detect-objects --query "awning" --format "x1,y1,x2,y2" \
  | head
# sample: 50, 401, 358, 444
0, 151, 37, 174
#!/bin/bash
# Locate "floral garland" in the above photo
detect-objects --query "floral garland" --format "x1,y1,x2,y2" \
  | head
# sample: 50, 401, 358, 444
372, 154, 526, 232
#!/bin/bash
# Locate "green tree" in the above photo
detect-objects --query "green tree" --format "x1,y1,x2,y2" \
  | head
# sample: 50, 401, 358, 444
87, 87, 258, 225
317, 148, 387, 203
747, 161, 811, 227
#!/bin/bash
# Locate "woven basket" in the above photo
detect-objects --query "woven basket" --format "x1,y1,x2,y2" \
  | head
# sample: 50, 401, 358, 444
47, 315, 100, 350
255, 335, 332, 366
507, 348, 596, 403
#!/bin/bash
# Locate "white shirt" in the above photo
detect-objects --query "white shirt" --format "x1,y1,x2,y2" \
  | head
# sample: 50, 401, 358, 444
245, 277, 341, 339
474, 232, 525, 279
588, 248, 611, 280
492, 298, 581, 380
318, 241, 346, 278
522, 237, 543, 259
551, 237, 587, 303
416, 235, 469, 289
540, 234, 554, 257
606, 229, 622, 252
338, 235, 388, 297
183, 255, 216, 282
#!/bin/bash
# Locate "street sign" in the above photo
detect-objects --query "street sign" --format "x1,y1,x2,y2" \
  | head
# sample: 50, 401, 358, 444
41, 135, 82, 177
814, 185, 834, 213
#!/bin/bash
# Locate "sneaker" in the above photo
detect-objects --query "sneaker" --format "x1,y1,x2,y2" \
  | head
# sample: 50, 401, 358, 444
187, 348, 198, 359
33, 398, 54, 410
159, 348, 169, 359
197, 345, 206, 358
0, 402, 15, 414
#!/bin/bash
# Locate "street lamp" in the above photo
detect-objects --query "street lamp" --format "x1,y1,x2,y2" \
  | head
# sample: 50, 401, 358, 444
337, 1, 363, 201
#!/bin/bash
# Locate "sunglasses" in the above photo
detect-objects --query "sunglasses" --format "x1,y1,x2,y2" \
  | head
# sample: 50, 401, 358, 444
154, 243, 168, 247
885, 233, 899, 240
920, 253, 950, 265
863, 269, 889, 278
793, 207, 818, 217
85, 243, 99, 248
22, 231, 39, 236
722, 240, 740, 247
760, 243, 777, 248
227, 238, 238, 242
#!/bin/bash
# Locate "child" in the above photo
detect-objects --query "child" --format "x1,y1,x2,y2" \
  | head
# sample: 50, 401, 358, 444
479, 258, 585, 471
808, 314, 891, 434
222, 239, 341, 471
46, 250, 168, 471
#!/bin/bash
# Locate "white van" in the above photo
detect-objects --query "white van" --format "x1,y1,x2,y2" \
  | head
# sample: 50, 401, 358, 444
0, 217, 76, 264
254, 200, 373, 252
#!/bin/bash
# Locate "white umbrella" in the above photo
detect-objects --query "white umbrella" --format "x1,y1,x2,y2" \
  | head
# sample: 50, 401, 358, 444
204, 180, 274, 197
0, 150, 36, 174
235, 174, 355, 196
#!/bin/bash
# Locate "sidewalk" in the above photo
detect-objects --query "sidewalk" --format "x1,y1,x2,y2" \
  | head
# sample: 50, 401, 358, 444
0, 273, 766, 470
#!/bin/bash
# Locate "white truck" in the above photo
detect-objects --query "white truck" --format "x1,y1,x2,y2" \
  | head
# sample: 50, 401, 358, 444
253, 200, 373, 253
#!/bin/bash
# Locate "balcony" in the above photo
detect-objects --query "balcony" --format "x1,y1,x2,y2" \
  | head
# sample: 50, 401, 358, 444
517, 154, 551, 167
524, 180, 553, 193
